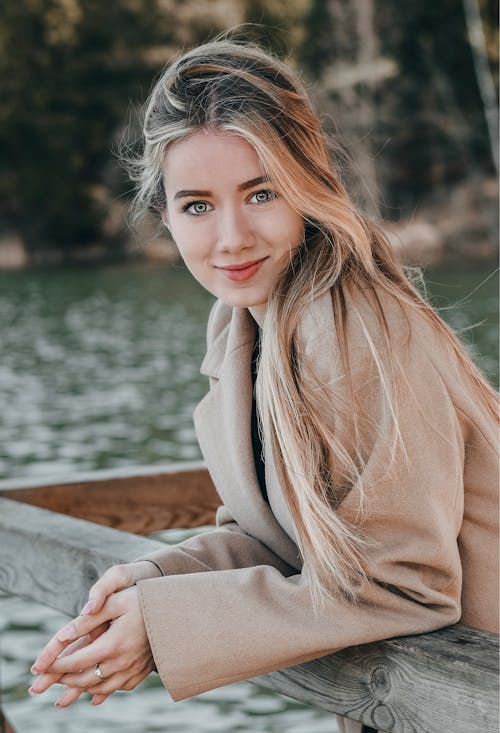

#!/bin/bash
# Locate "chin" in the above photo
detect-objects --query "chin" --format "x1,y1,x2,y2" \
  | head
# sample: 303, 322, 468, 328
221, 291, 268, 310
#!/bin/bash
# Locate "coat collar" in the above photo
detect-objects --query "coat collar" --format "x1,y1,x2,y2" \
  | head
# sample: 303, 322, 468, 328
199, 306, 255, 381
194, 304, 301, 569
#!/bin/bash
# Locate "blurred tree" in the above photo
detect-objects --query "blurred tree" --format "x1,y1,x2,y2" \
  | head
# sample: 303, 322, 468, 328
298, 0, 334, 78
300, 0, 358, 74
0, 0, 169, 252
298, 0, 498, 219
463, 0, 498, 170
299, 0, 386, 215
241, 0, 309, 58
156, 0, 240, 52
241, 0, 291, 56
478, 0, 499, 90
377, 0, 496, 215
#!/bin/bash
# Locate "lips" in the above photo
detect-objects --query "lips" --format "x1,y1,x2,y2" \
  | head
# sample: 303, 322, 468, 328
216, 257, 267, 282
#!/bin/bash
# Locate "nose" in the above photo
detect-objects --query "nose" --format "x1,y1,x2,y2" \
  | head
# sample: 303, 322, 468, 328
216, 205, 255, 254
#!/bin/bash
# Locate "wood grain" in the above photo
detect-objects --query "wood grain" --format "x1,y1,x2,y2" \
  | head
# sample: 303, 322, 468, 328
252, 625, 499, 732
0, 462, 220, 534
0, 496, 165, 616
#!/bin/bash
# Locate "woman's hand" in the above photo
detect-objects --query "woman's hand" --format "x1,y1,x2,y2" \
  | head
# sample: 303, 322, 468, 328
80, 561, 162, 616
30, 587, 155, 707
30, 622, 110, 707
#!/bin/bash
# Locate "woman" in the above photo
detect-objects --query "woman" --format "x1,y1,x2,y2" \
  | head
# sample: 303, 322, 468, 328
29, 39, 499, 732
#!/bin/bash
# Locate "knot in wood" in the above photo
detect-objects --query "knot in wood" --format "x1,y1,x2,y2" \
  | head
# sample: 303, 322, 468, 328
83, 564, 99, 586
369, 666, 391, 700
372, 703, 395, 730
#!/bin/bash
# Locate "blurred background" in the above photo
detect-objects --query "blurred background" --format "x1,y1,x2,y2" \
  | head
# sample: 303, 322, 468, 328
0, 0, 498, 265
1, 2, 498, 732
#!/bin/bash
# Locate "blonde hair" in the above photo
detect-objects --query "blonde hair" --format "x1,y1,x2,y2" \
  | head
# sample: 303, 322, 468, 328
127, 38, 499, 608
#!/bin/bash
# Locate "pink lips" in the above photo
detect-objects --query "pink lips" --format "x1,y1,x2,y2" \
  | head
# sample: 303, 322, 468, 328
216, 257, 267, 282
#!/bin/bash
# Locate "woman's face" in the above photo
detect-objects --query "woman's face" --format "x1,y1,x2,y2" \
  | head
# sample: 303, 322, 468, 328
162, 129, 304, 324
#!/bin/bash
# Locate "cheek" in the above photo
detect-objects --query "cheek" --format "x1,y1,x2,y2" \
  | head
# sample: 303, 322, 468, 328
176, 243, 206, 274
277, 212, 304, 250
172, 235, 217, 293
169, 221, 211, 262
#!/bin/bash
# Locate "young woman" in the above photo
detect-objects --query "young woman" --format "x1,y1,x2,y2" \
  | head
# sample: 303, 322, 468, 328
29, 39, 499, 733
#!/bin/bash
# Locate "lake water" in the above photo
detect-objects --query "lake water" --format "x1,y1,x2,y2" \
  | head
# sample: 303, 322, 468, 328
0, 262, 498, 732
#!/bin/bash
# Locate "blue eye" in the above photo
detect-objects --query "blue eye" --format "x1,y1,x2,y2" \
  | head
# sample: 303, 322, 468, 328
251, 190, 276, 204
183, 201, 212, 215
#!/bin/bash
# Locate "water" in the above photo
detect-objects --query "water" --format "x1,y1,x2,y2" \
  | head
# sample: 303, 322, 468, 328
0, 264, 212, 481
0, 262, 498, 732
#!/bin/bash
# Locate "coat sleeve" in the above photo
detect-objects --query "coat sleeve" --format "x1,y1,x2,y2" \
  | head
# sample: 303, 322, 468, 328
137, 504, 297, 577
136, 291, 465, 702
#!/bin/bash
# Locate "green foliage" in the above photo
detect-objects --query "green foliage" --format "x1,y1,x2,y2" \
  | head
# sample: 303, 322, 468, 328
0, 0, 169, 250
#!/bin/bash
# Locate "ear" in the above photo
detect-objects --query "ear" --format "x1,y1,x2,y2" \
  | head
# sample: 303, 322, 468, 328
160, 209, 170, 231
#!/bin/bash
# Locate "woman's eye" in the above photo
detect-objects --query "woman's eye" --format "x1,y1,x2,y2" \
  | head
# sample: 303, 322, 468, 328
251, 190, 276, 204
184, 201, 212, 215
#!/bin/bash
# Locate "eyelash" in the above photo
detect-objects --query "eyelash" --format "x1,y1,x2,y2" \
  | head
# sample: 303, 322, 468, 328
251, 189, 277, 204
182, 201, 211, 215
181, 189, 277, 216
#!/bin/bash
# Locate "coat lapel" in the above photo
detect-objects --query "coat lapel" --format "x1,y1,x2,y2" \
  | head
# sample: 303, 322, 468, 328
194, 306, 301, 570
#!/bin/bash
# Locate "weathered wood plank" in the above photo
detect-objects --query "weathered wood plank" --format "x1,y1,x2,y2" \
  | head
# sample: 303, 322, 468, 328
0, 462, 219, 534
0, 497, 164, 616
252, 625, 499, 732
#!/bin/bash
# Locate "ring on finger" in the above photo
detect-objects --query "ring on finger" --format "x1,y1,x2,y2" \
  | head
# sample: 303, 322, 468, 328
94, 663, 107, 680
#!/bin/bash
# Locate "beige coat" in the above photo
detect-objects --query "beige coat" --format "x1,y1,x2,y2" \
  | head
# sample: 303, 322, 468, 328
137, 286, 499, 724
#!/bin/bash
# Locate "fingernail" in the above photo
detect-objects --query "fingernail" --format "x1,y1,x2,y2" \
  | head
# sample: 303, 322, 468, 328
30, 664, 39, 674
28, 687, 38, 696
57, 623, 76, 641
81, 600, 96, 615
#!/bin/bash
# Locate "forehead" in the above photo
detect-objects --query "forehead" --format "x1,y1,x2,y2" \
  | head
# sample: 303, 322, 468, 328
163, 129, 264, 189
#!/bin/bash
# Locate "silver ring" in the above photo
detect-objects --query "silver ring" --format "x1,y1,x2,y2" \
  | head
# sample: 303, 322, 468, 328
94, 662, 106, 680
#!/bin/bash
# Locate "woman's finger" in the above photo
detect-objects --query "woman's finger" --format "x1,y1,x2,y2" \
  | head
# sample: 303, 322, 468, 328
32, 603, 117, 673
81, 565, 132, 615
54, 686, 84, 708
40, 631, 114, 676
91, 693, 109, 706
119, 669, 152, 692
30, 624, 109, 694
85, 664, 151, 696
33, 587, 150, 693
81, 562, 161, 616
59, 658, 119, 689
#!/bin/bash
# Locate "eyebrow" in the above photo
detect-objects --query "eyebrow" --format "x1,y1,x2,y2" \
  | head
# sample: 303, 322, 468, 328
173, 176, 271, 200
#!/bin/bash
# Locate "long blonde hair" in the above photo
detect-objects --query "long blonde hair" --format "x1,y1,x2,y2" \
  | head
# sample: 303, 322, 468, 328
127, 38, 498, 608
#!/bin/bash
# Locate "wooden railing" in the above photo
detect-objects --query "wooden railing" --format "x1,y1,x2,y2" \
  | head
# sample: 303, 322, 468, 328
1, 463, 498, 733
